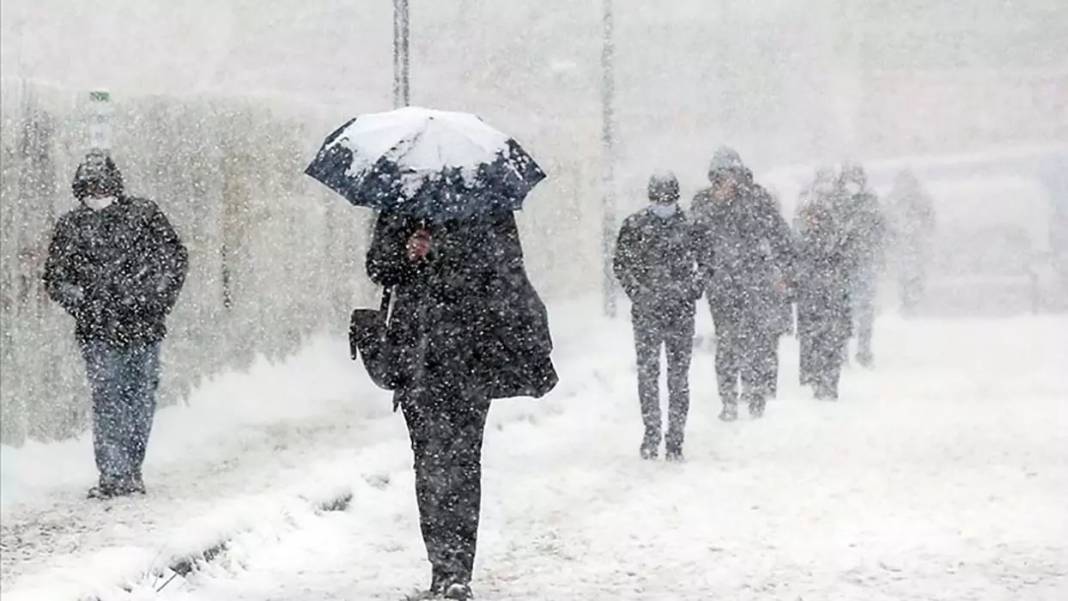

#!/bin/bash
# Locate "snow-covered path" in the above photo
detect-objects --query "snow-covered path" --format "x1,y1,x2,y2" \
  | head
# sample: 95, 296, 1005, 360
3, 307, 1067, 600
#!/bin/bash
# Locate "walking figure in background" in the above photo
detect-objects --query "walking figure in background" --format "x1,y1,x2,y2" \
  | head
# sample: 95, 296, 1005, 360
692, 147, 794, 421
837, 163, 886, 367
887, 170, 935, 315
43, 150, 188, 499
614, 171, 700, 461
795, 201, 853, 401
764, 191, 796, 398
794, 168, 838, 387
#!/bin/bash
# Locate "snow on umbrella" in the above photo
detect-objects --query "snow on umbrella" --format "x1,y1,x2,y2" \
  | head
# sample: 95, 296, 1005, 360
305, 107, 546, 220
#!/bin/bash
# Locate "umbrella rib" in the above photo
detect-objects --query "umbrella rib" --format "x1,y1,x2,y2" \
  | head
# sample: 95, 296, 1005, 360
352, 120, 424, 177
360, 111, 511, 173
394, 125, 429, 169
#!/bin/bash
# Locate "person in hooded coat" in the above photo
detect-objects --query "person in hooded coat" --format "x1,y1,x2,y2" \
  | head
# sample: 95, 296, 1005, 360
692, 147, 794, 420
795, 167, 840, 387
837, 163, 886, 367
43, 150, 188, 499
366, 209, 557, 600
613, 171, 700, 461
795, 201, 853, 400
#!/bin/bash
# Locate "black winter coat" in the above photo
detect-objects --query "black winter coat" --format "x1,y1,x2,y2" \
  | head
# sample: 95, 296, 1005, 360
43, 196, 188, 346
692, 182, 795, 331
366, 211, 557, 402
612, 207, 700, 318
796, 220, 852, 341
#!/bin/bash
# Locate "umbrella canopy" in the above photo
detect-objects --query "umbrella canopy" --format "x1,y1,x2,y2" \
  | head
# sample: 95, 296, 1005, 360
305, 107, 546, 220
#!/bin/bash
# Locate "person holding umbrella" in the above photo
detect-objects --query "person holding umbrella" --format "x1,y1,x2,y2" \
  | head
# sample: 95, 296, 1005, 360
307, 108, 558, 600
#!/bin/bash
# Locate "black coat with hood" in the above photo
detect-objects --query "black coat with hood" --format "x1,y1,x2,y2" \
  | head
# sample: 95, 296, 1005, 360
43, 153, 188, 347
366, 210, 558, 402
692, 171, 795, 333
613, 205, 700, 322
795, 205, 853, 341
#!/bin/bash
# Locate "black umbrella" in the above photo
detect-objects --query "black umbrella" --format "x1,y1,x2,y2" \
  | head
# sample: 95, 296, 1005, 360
305, 106, 546, 220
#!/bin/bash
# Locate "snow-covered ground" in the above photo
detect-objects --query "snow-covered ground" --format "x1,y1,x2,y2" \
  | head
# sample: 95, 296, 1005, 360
2, 302, 1066, 600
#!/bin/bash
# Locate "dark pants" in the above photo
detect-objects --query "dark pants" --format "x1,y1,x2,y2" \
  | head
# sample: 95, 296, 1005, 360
398, 383, 491, 587
800, 321, 848, 399
803, 328, 815, 386
852, 277, 877, 363
713, 317, 776, 408
632, 306, 694, 452
80, 340, 161, 482
767, 300, 793, 399
768, 339, 781, 398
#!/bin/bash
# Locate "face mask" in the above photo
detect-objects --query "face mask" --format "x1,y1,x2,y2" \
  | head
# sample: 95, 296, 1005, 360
85, 196, 116, 211
650, 203, 678, 219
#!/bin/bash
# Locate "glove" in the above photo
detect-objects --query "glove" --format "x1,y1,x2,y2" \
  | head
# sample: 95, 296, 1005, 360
688, 281, 705, 302
632, 285, 658, 307
55, 283, 85, 309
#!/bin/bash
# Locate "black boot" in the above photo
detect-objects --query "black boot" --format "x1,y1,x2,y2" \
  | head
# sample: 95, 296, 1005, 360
664, 446, 684, 462
640, 428, 660, 460
639, 440, 659, 460
87, 475, 128, 500
127, 471, 147, 495
665, 427, 684, 462
443, 582, 472, 600
747, 395, 766, 418
814, 381, 838, 401
431, 566, 448, 596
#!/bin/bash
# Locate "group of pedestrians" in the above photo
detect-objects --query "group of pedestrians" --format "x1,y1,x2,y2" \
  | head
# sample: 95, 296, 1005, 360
41, 138, 925, 600
614, 147, 898, 462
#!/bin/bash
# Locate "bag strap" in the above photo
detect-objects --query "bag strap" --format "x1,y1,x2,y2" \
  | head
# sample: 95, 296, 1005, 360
380, 287, 393, 315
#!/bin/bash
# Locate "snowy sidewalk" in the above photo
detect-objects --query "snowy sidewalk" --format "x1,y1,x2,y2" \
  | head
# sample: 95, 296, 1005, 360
3, 309, 1067, 600
0, 336, 391, 599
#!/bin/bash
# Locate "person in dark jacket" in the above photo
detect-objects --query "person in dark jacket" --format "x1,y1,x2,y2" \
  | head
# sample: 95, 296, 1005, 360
43, 150, 188, 498
795, 202, 853, 400
692, 147, 794, 420
795, 168, 840, 387
367, 209, 557, 601
613, 171, 699, 461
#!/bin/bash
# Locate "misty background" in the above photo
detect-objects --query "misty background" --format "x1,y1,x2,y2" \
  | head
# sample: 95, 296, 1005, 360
1, 0, 1066, 444
4, 1, 1066, 162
